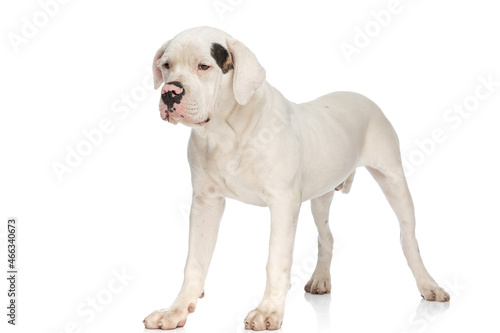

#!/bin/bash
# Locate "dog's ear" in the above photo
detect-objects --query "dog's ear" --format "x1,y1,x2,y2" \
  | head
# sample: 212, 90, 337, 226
152, 41, 169, 90
226, 39, 266, 105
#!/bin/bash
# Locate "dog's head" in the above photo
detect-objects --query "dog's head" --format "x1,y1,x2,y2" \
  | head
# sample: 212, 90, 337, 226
152, 27, 266, 127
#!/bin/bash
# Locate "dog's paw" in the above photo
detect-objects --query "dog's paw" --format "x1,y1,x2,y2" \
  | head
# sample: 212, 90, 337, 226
244, 307, 283, 331
143, 303, 195, 330
304, 275, 331, 295
417, 281, 450, 302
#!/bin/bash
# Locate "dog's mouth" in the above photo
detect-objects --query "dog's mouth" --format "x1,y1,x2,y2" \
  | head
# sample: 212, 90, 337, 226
160, 108, 174, 123
160, 108, 208, 126
195, 118, 210, 125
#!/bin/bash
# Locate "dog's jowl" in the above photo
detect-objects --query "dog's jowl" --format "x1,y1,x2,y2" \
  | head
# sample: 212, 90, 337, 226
144, 26, 450, 331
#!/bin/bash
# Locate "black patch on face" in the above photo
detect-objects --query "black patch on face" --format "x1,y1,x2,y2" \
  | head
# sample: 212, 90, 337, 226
211, 43, 234, 74
161, 81, 185, 112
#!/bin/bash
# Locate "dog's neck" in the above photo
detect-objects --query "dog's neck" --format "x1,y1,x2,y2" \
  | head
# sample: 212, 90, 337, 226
191, 82, 272, 152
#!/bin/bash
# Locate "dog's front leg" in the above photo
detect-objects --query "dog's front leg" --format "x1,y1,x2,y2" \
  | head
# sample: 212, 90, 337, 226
144, 194, 225, 329
245, 196, 301, 331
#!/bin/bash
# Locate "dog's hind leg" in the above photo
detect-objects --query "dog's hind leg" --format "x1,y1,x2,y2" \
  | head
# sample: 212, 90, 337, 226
358, 106, 450, 301
365, 161, 450, 301
305, 190, 335, 294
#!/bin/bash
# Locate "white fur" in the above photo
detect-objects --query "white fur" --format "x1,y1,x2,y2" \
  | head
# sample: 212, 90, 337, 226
144, 27, 449, 331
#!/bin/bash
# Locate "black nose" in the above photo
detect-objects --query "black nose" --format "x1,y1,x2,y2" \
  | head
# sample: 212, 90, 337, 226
161, 81, 185, 110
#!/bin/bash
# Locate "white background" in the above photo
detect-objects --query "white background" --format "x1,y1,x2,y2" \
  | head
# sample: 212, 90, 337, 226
1, 0, 499, 332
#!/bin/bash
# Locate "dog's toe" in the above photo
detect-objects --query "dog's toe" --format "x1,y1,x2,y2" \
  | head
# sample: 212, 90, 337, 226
244, 308, 282, 331
305, 276, 331, 295
418, 281, 450, 302
143, 306, 190, 330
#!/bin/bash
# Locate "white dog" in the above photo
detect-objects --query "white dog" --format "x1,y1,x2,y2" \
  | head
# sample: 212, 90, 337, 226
144, 26, 450, 331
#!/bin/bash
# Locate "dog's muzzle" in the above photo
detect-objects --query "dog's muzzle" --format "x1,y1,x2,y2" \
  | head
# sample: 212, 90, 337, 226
160, 81, 186, 123
161, 81, 185, 111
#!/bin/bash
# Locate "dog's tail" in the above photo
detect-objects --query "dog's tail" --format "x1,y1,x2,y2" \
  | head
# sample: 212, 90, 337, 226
337, 170, 356, 194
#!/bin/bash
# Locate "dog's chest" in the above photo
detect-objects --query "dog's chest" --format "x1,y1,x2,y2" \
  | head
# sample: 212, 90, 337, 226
201, 145, 269, 206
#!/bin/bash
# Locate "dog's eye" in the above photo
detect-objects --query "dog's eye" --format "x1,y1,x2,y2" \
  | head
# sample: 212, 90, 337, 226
164, 63, 170, 69
198, 64, 210, 71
